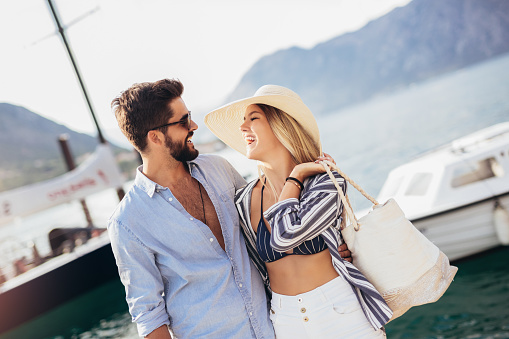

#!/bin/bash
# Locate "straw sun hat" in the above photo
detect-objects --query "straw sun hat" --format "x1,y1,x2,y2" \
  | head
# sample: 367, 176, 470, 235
204, 85, 321, 156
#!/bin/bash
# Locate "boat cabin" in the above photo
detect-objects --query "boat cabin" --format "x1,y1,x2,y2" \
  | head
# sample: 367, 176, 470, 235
377, 122, 509, 220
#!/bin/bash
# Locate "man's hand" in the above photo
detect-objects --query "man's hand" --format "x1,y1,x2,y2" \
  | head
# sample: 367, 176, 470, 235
145, 325, 172, 339
338, 243, 352, 263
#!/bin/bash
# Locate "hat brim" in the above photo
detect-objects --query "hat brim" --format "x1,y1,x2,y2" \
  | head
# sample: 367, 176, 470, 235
204, 94, 321, 156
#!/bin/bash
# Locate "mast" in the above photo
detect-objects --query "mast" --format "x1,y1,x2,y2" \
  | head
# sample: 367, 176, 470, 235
46, 0, 106, 144
46, 0, 125, 200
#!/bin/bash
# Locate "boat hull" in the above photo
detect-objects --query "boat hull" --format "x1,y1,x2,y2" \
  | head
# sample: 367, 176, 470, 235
0, 241, 118, 335
412, 192, 509, 261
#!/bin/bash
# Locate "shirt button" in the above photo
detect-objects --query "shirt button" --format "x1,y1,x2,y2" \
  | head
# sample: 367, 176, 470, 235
168, 198, 173, 202
303, 316, 309, 322
190, 217, 193, 221
209, 238, 214, 242
249, 312, 253, 316
300, 307, 306, 313
239, 283, 243, 288
298, 298, 303, 303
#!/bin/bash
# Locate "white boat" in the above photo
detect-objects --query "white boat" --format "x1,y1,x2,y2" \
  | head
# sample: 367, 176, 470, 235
0, 144, 125, 334
376, 122, 509, 261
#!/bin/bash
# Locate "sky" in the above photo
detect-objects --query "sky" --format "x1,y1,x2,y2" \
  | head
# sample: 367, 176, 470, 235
0, 0, 411, 145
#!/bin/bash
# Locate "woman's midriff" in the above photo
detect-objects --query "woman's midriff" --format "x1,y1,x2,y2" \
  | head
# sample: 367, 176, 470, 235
266, 248, 339, 295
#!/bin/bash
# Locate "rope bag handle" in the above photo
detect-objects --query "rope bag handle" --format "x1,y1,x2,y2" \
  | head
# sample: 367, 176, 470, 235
318, 160, 379, 231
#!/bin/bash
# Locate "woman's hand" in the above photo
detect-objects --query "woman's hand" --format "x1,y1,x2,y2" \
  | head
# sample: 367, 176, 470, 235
317, 152, 336, 165
290, 152, 337, 182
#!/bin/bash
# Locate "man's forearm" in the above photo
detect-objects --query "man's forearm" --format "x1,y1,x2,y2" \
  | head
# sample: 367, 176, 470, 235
145, 325, 172, 339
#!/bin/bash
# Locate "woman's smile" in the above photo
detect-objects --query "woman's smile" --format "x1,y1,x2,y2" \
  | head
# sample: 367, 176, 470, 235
240, 104, 285, 160
244, 135, 256, 148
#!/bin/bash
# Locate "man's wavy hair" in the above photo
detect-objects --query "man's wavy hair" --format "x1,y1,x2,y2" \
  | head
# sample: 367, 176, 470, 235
111, 79, 184, 153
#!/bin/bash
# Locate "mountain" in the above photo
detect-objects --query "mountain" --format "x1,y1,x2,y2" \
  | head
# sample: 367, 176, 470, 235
227, 0, 509, 114
0, 103, 137, 191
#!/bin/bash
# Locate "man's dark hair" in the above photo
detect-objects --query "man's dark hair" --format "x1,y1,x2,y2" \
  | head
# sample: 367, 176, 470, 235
111, 79, 184, 152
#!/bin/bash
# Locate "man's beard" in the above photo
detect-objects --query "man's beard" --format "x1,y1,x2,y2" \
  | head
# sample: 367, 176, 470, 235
164, 132, 199, 163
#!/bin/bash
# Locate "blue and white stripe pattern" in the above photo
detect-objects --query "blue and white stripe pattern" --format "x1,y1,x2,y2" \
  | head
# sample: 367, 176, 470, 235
256, 184, 328, 262
235, 171, 393, 330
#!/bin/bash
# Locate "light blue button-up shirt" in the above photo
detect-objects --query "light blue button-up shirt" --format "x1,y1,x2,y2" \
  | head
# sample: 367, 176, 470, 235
108, 154, 274, 338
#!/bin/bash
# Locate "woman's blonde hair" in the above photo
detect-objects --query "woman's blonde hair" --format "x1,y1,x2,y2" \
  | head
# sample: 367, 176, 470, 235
257, 104, 349, 229
256, 104, 320, 198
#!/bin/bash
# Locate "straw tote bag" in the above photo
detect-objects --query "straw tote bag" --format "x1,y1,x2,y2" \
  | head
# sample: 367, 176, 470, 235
320, 161, 458, 320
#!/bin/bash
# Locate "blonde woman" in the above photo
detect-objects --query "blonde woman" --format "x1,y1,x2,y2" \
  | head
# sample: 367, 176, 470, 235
205, 85, 392, 338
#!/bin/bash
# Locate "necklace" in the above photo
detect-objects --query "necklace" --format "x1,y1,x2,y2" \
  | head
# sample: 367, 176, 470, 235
198, 181, 207, 224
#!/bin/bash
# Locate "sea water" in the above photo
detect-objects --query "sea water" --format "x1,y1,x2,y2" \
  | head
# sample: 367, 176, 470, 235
1, 52, 509, 338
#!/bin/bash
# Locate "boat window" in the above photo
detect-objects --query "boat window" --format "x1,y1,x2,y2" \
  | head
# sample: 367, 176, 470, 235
451, 157, 504, 188
404, 173, 433, 196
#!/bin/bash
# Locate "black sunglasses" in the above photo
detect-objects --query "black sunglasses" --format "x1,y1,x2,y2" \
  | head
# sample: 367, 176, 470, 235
149, 111, 192, 132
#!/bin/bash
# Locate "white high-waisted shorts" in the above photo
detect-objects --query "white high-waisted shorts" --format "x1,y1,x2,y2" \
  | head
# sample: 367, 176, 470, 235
270, 276, 387, 338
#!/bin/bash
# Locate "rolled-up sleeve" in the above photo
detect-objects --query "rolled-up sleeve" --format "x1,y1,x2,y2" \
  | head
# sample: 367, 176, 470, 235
264, 171, 346, 252
108, 220, 170, 337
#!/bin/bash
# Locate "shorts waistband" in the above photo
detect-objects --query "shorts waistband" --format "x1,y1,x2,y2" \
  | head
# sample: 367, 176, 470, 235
271, 276, 351, 310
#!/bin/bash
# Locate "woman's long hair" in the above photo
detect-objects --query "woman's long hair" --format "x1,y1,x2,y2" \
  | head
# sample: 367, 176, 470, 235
256, 103, 319, 197
257, 103, 349, 229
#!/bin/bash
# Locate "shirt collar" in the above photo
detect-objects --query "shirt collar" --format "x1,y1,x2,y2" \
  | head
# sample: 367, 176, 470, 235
134, 159, 202, 198
134, 166, 162, 198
